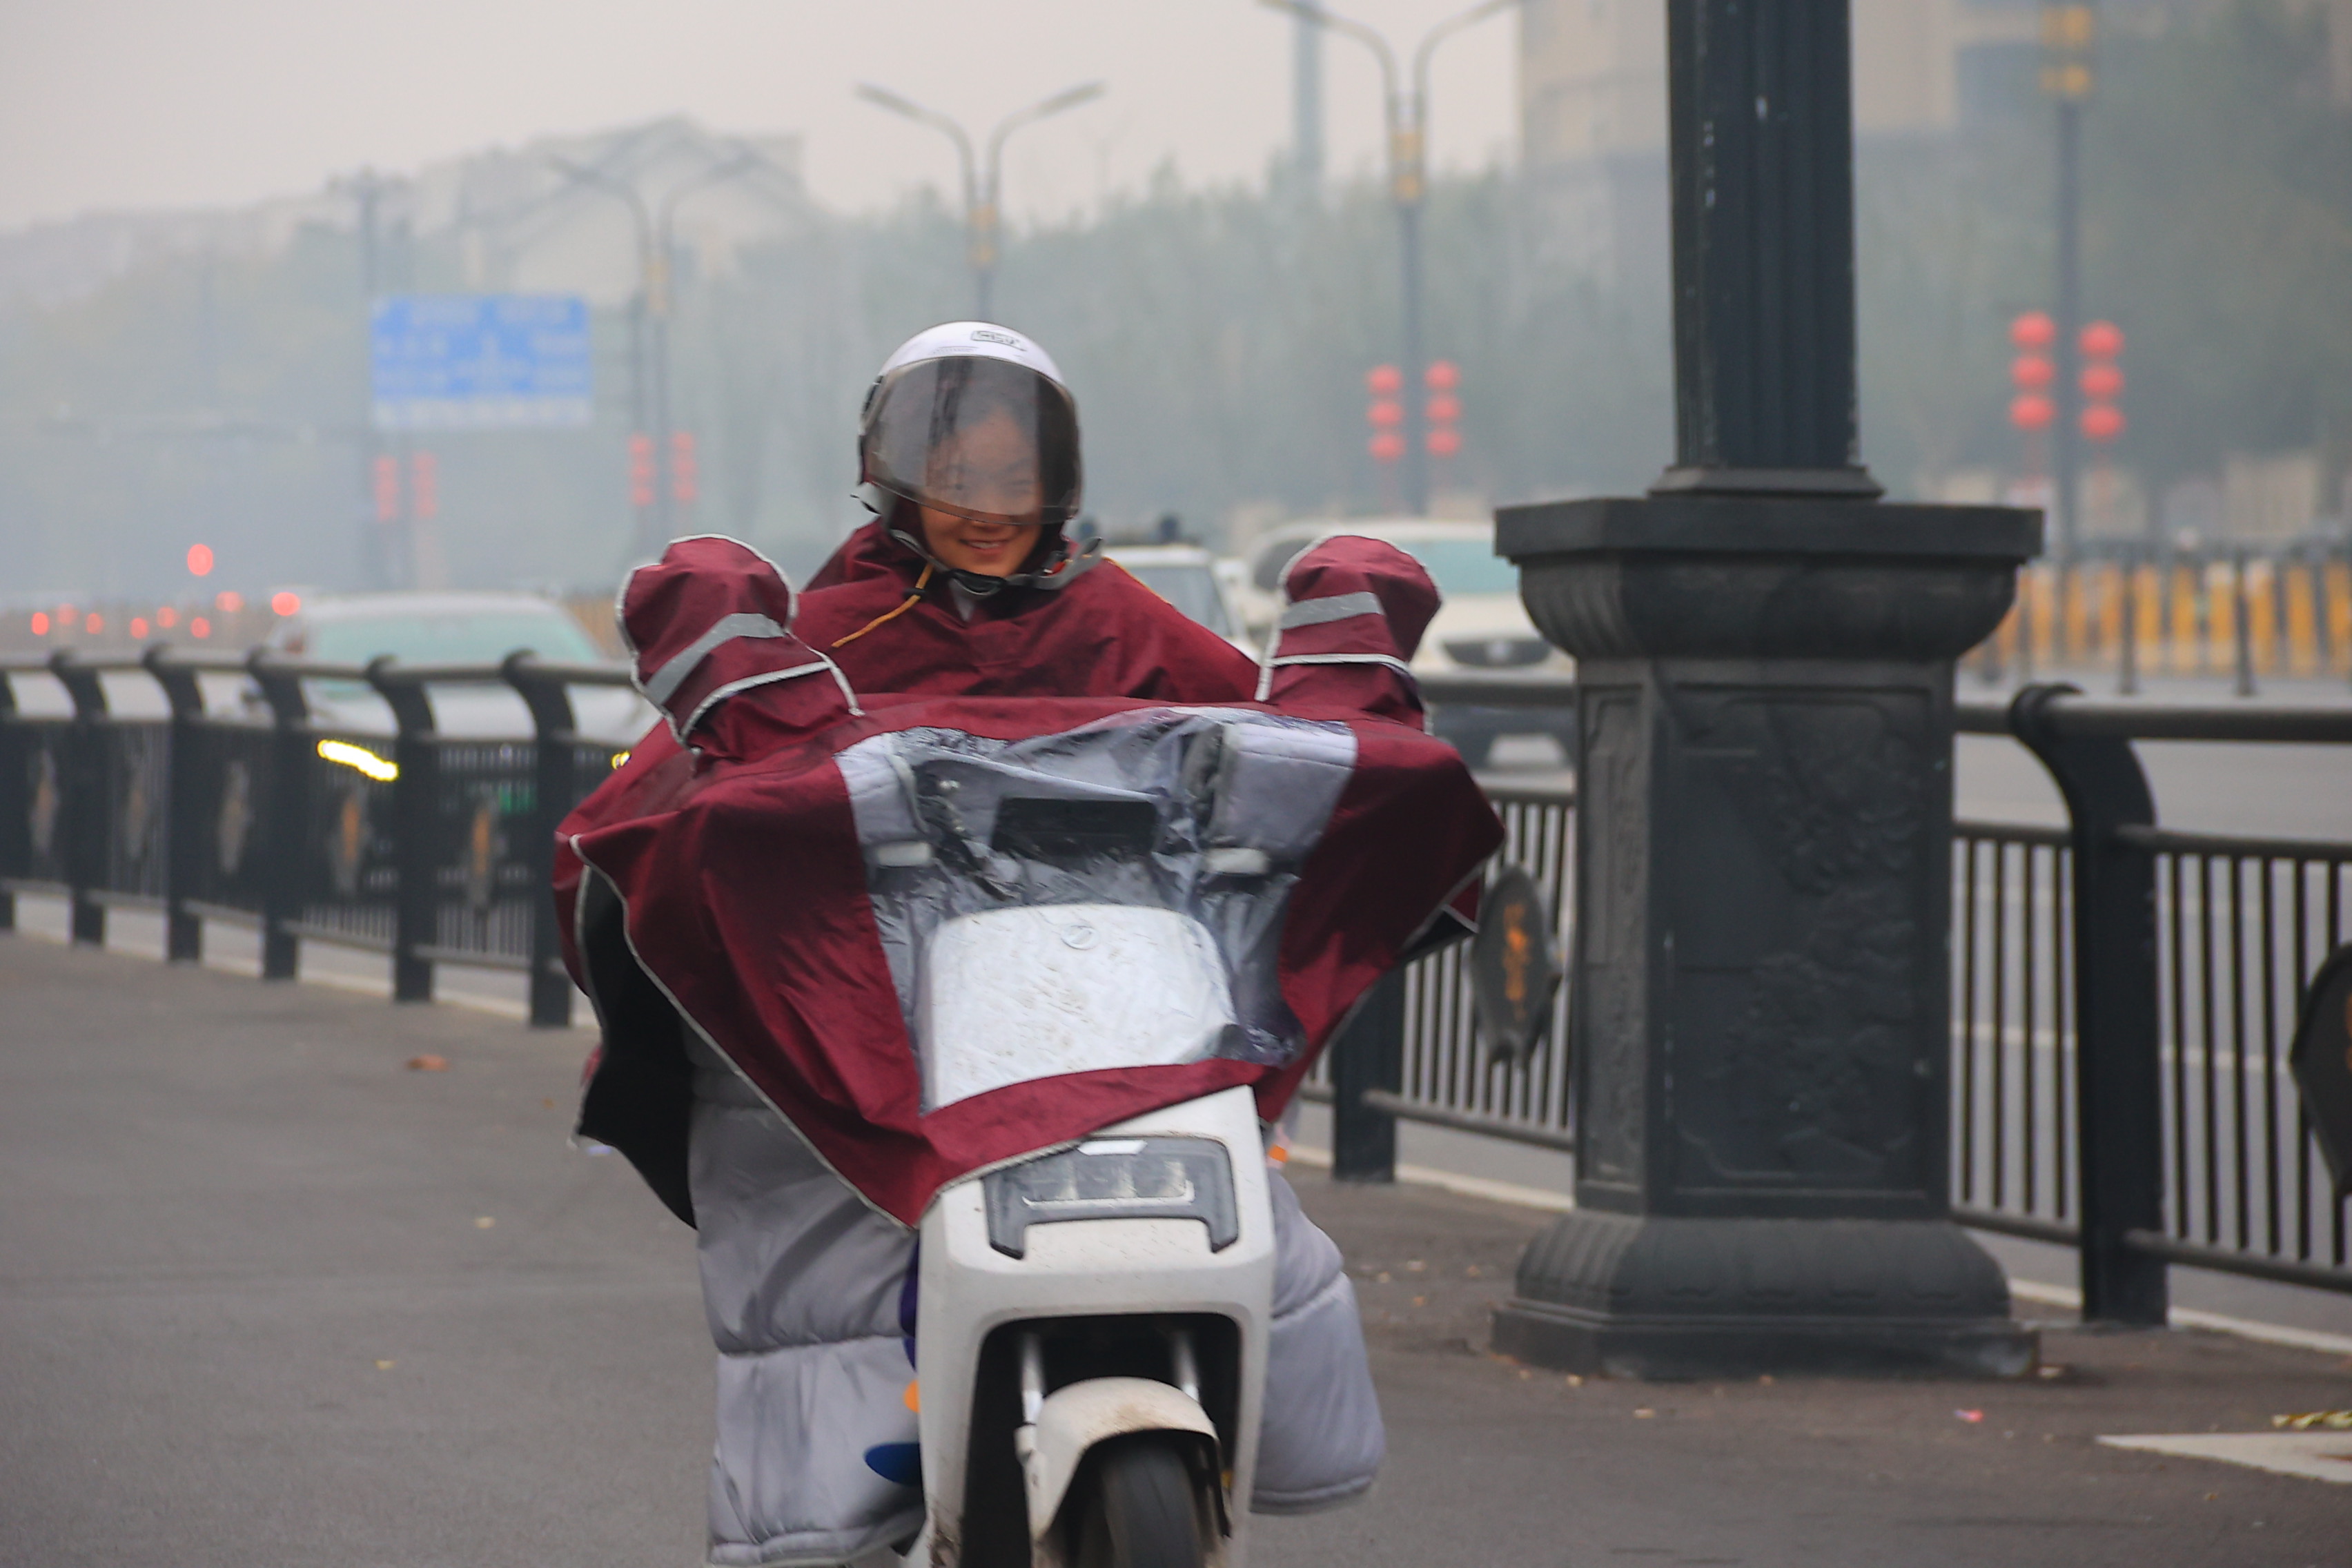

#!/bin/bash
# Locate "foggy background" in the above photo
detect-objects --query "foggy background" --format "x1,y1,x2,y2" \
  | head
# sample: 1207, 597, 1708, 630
1, 0, 2346, 602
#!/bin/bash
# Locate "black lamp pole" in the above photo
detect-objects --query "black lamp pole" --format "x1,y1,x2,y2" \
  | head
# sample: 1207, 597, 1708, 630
1489, 0, 2051, 1378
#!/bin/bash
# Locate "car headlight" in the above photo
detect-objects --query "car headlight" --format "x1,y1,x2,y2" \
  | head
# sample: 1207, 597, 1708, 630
984, 1137, 1238, 1258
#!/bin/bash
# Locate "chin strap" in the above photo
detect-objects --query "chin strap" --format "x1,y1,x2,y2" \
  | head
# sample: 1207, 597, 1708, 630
881, 525, 1103, 599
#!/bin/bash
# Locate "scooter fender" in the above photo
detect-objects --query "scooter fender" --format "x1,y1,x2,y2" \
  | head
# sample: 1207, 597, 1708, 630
1015, 1377, 1220, 1541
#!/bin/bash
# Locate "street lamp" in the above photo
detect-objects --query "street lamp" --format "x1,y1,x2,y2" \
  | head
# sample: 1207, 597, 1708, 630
550, 148, 795, 554
855, 81, 1106, 320
1261, 0, 1516, 516
2041, 0, 2097, 565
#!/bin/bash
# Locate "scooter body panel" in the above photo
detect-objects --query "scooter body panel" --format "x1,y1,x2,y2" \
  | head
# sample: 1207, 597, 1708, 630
901, 1084, 1273, 1568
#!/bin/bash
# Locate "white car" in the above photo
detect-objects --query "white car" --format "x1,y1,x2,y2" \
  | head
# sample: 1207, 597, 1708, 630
1103, 541, 1255, 656
1239, 518, 1574, 765
249, 591, 652, 747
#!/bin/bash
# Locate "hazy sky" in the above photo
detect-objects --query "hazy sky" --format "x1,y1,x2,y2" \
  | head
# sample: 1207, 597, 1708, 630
0, 0, 1522, 232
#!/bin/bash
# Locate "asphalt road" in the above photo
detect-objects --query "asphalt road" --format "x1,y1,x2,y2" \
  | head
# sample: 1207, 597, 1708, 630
6, 934, 2349, 1567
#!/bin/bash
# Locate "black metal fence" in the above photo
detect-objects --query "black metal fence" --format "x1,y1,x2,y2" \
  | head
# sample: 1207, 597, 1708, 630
0, 648, 634, 1026
8, 654, 2348, 1317
1949, 689, 2352, 1317
1336, 674, 2352, 1320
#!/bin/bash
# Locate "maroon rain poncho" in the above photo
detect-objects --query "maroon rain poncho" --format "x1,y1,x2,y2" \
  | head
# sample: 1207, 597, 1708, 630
557, 534, 1499, 1227
797, 519, 1261, 702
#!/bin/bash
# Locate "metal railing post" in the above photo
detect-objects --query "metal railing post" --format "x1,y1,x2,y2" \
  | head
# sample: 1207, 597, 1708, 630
247, 651, 311, 980
49, 652, 108, 947
2232, 549, 2257, 698
1331, 970, 1404, 1182
503, 653, 578, 1028
2010, 683, 2168, 1325
2117, 545, 2139, 696
0, 667, 19, 934
143, 647, 205, 963
367, 658, 440, 1003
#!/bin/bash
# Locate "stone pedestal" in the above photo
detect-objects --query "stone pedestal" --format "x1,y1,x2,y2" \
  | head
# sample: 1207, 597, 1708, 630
1489, 496, 2042, 1379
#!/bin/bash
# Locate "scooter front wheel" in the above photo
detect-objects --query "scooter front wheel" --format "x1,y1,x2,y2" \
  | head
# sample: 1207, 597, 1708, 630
1072, 1434, 1208, 1568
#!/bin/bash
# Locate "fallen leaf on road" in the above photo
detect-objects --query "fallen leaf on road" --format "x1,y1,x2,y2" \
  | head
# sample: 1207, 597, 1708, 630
2272, 1410, 2352, 1429
373, 1360, 395, 1371
1955, 1409, 1985, 1423
405, 1055, 449, 1072
1633, 1408, 1656, 1418
542, 1097, 556, 1110
474, 1216, 496, 1229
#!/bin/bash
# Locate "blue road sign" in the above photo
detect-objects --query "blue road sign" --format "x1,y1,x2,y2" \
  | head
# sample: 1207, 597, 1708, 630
370, 294, 594, 431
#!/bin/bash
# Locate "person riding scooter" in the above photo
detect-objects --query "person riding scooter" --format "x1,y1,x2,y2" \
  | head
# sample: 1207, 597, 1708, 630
795, 322, 1260, 703
560, 326, 1487, 1568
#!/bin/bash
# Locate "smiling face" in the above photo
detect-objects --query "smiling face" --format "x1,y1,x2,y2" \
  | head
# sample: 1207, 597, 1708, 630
917, 407, 1045, 576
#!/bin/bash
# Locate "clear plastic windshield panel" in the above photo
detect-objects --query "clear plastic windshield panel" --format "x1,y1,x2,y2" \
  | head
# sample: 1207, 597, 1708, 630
835, 709, 1358, 1111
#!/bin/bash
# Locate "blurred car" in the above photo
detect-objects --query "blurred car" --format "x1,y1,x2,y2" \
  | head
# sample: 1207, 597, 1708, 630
1239, 518, 1574, 766
248, 591, 652, 745
1104, 540, 1255, 655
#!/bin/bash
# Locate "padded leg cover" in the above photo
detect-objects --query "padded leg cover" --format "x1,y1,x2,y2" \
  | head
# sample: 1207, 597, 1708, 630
1251, 1169, 1384, 1513
689, 1046, 921, 1567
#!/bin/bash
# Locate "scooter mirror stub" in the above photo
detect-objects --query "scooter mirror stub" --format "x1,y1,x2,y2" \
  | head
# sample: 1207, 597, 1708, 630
986, 1137, 1239, 1257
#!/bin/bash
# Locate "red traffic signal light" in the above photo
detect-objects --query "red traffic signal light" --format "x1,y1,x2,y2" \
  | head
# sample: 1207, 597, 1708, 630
373, 454, 402, 522
1424, 360, 1460, 391
628, 433, 656, 508
187, 543, 215, 577
2079, 320, 2124, 360
2080, 404, 2126, 442
2010, 311, 2057, 350
2010, 355, 2054, 391
410, 451, 439, 520
1366, 364, 1404, 396
1369, 431, 1406, 464
2009, 393, 2056, 431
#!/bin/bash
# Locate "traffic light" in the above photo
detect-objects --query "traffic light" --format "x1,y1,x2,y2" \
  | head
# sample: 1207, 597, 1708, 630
1424, 360, 1461, 459
672, 431, 698, 507
629, 433, 656, 509
411, 451, 440, 520
373, 455, 402, 523
1366, 365, 1405, 465
2079, 321, 2125, 444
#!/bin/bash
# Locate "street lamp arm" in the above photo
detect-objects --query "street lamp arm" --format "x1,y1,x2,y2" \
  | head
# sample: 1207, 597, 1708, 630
856, 83, 979, 212
546, 156, 654, 262
656, 150, 763, 240
1257, 0, 1398, 104
983, 80, 1108, 182
1411, 0, 1519, 115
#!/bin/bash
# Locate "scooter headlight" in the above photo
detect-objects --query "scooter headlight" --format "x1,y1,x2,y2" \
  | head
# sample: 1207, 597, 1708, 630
984, 1137, 1238, 1258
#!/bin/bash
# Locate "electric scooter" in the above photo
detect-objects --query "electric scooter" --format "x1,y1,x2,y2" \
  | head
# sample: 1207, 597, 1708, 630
840, 713, 1352, 1568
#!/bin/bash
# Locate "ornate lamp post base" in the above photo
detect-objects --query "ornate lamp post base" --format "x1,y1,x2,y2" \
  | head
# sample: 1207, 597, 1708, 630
1493, 1214, 2032, 1379
1489, 495, 2042, 1380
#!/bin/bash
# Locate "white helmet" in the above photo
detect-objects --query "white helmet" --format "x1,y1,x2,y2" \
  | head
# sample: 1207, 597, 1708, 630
856, 321, 1084, 527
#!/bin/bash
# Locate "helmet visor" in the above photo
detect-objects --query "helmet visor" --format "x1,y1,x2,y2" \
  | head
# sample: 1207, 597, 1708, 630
863, 356, 1081, 527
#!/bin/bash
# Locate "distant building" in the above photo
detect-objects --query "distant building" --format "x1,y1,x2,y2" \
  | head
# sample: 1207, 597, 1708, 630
1516, 0, 2046, 284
